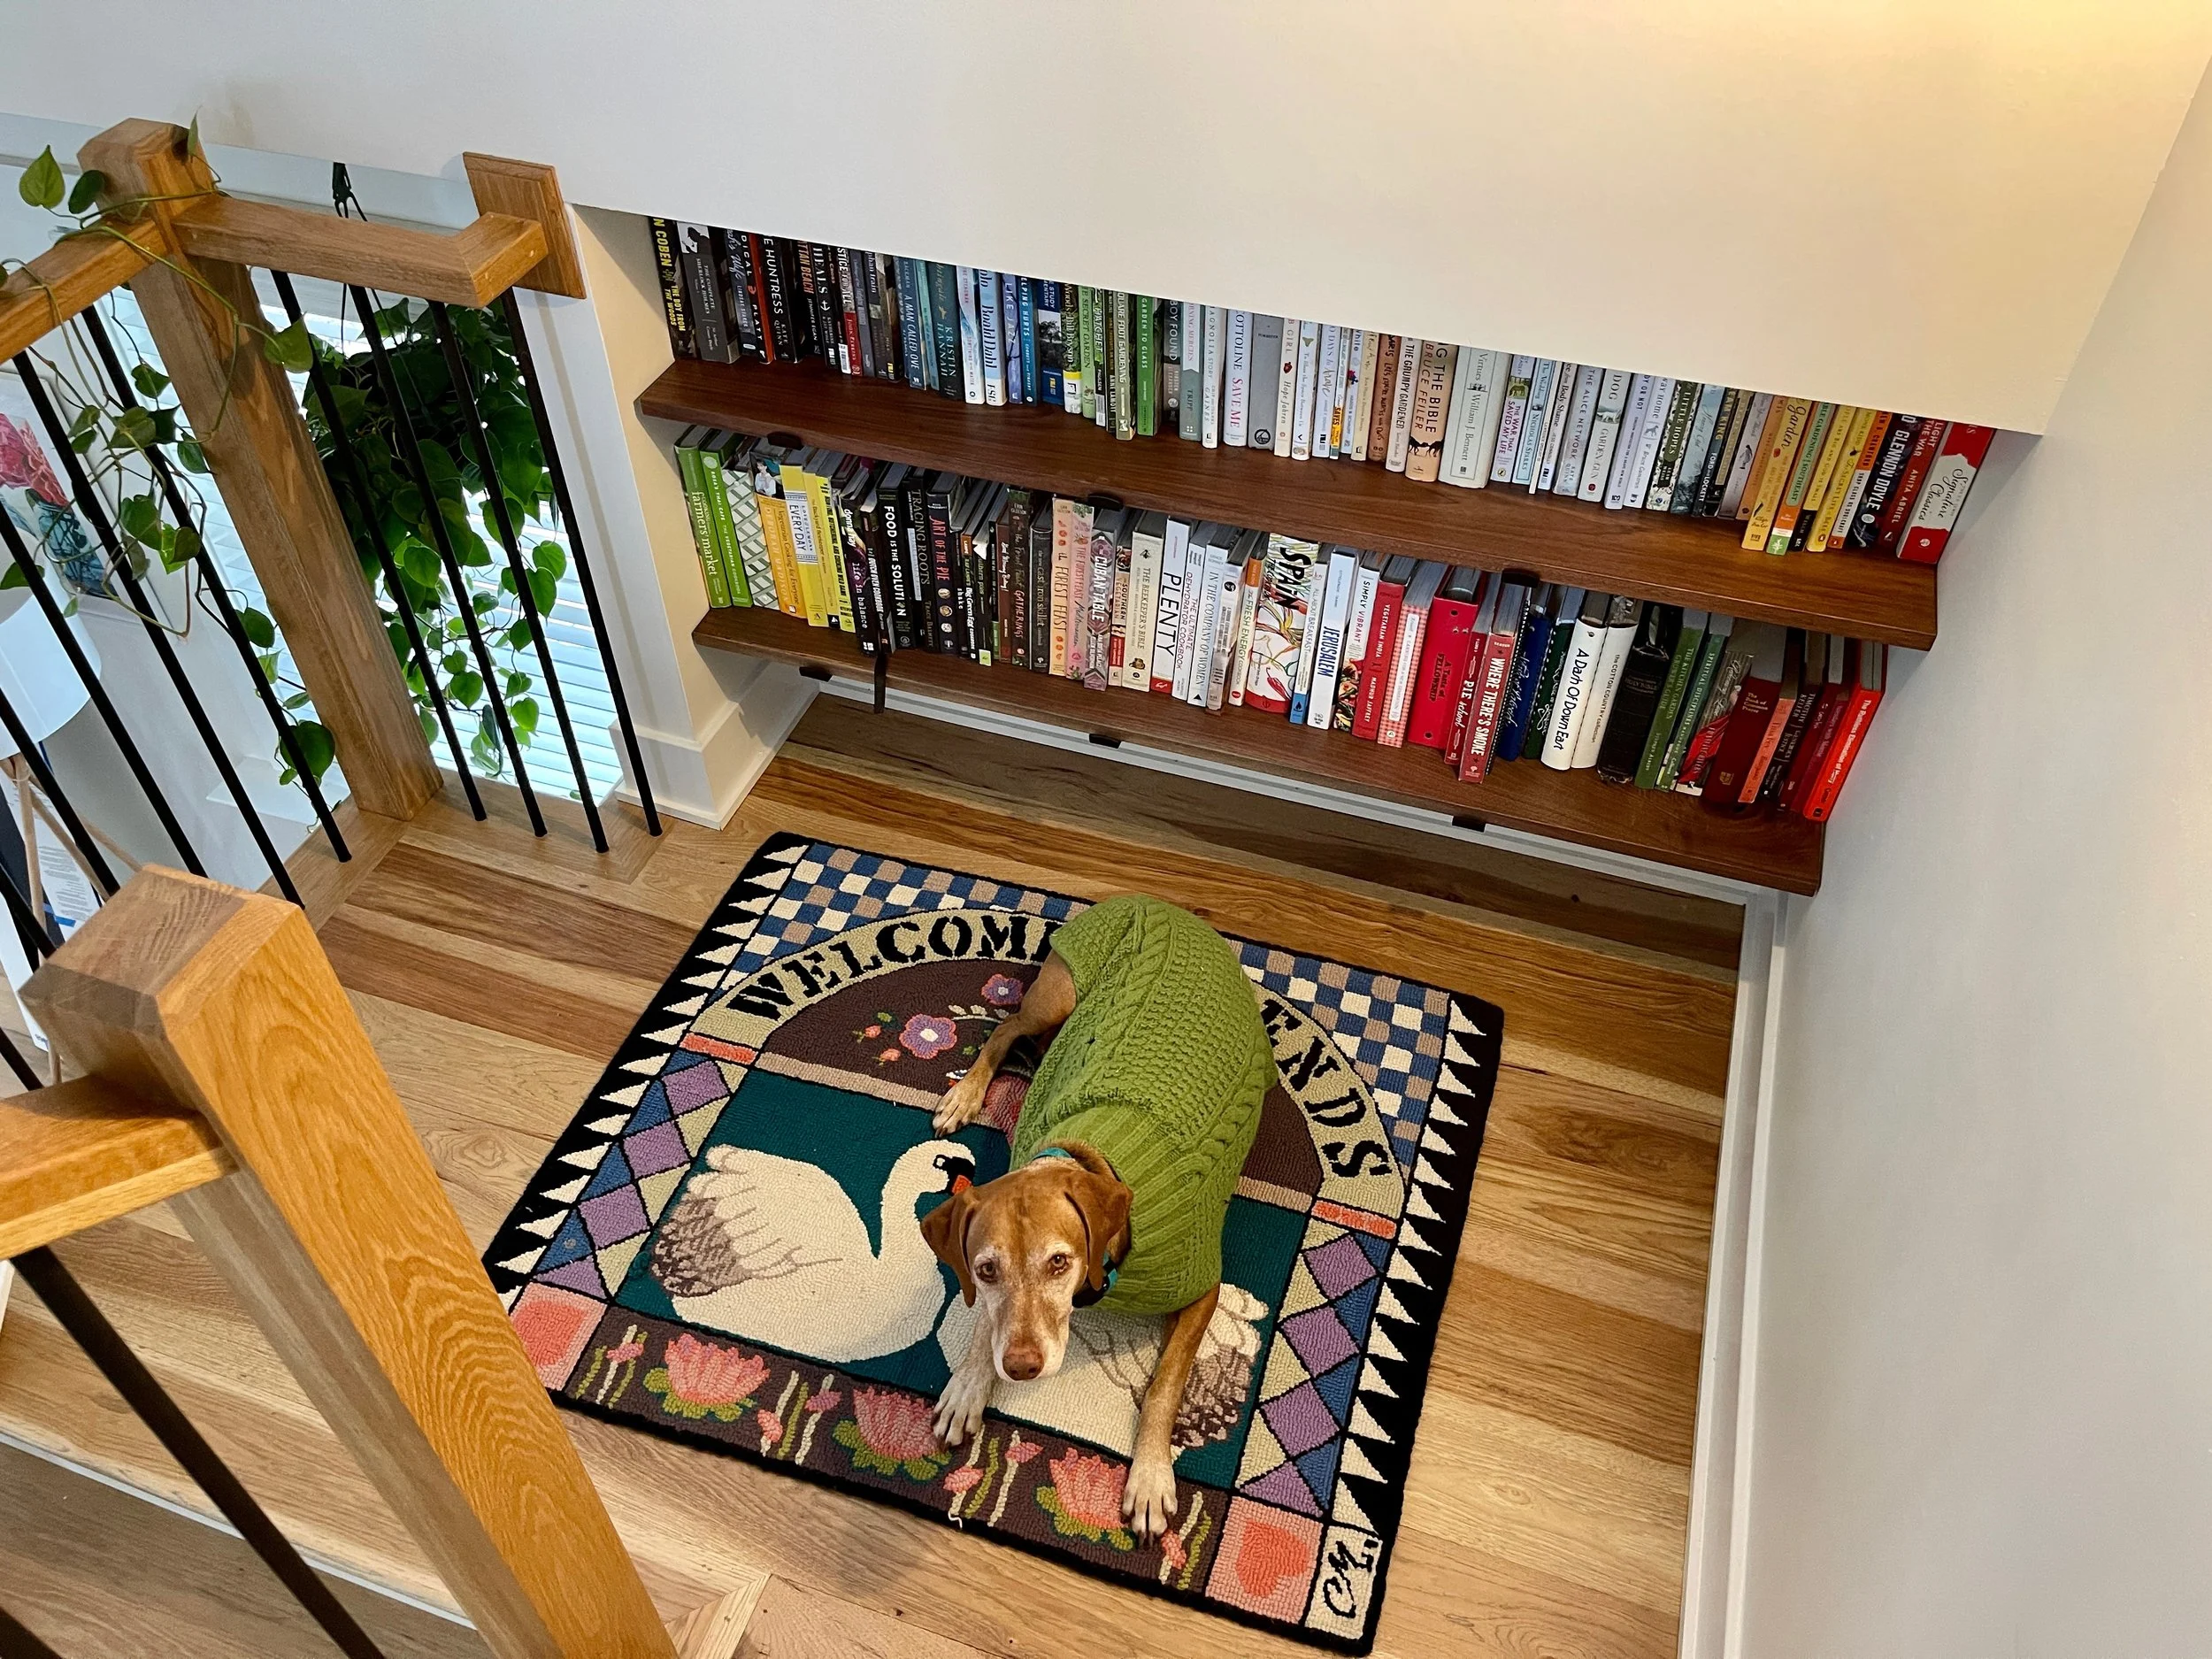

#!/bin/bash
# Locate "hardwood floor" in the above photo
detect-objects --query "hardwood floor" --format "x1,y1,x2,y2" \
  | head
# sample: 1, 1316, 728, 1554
0, 698, 1740, 1659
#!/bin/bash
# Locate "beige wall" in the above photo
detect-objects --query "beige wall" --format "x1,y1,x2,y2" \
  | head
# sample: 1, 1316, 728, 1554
1747, 57, 2212, 1658
5, 2, 2210, 432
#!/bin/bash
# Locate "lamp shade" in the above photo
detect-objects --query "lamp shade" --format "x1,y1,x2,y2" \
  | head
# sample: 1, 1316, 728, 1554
0, 582, 96, 757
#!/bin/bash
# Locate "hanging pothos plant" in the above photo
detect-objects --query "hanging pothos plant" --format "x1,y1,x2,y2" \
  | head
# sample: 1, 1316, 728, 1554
299, 296, 570, 787
4, 134, 331, 782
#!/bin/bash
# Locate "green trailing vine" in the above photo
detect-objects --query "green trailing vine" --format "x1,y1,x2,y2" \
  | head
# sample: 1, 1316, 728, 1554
300, 296, 571, 787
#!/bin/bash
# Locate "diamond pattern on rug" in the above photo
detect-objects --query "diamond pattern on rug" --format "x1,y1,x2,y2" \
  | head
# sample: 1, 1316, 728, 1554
484, 833, 1503, 1655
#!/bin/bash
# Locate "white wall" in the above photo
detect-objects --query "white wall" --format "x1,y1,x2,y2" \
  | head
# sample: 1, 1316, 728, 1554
5, 2, 2210, 433
1742, 58, 2212, 1659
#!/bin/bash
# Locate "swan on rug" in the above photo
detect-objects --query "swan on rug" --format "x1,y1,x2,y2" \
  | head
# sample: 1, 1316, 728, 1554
649, 1139, 975, 1363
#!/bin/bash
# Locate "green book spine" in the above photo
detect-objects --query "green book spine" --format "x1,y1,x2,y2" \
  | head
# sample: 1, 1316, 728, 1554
1078, 288, 1099, 420
694, 445, 749, 607
1633, 618, 1707, 787
1134, 296, 1156, 437
1525, 609, 1577, 752
1111, 292, 1134, 441
1655, 626, 1732, 789
674, 444, 731, 608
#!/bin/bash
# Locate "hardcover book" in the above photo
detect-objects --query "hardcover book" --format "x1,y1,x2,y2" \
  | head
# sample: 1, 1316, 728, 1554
1379, 561, 1448, 748
1569, 594, 1642, 769
1404, 342, 1456, 483
1240, 534, 1320, 715
1407, 566, 1484, 750
1334, 552, 1384, 733
1595, 604, 1682, 783
1897, 423, 1995, 563
1303, 547, 1359, 729
1248, 315, 1284, 451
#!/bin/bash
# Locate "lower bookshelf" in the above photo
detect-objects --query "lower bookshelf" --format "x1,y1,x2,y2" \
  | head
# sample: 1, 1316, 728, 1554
695, 605, 1825, 895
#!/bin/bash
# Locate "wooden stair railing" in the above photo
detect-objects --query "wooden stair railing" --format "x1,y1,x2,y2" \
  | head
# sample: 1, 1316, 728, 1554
3, 867, 749, 1658
0, 118, 588, 827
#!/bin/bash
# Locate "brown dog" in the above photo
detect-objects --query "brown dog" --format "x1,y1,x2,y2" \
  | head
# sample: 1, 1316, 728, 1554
918, 895, 1274, 1541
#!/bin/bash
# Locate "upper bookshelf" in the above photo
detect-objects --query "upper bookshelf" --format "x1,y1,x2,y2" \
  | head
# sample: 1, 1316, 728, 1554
641, 358, 1939, 651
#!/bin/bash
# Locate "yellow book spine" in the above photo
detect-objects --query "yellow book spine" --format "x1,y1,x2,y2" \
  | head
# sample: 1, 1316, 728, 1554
1790, 405, 1856, 553
757, 481, 804, 618
1809, 406, 1878, 550
802, 469, 855, 631
777, 464, 832, 626
1769, 401, 1836, 553
1741, 397, 1811, 550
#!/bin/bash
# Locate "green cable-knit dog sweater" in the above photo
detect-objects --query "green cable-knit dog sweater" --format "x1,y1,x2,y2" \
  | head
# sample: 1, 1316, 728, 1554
1009, 894, 1278, 1315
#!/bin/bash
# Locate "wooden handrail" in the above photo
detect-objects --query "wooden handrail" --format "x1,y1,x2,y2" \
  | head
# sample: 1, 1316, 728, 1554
0, 1074, 231, 1257
171, 195, 549, 308
0, 223, 174, 363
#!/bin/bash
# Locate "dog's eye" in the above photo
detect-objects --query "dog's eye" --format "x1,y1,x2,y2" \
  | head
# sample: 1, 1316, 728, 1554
976, 1260, 999, 1284
1047, 1253, 1071, 1276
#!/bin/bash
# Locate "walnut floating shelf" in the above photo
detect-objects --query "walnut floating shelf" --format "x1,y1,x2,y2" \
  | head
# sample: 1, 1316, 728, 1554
695, 605, 1826, 895
642, 359, 1938, 653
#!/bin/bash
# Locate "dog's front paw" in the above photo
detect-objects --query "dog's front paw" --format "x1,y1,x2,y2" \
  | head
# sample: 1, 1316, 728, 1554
1122, 1453, 1178, 1542
932, 1364, 993, 1448
932, 1071, 988, 1135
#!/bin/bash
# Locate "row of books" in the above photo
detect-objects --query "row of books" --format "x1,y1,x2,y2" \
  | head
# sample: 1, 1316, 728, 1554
673, 428, 1884, 821
649, 220, 1993, 565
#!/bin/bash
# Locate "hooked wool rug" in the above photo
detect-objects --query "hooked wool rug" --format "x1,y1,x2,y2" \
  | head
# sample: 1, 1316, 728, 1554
485, 833, 1501, 1654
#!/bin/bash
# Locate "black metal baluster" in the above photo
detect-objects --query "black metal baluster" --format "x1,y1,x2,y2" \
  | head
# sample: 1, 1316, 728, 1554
13, 356, 301, 905
0, 1601, 65, 1659
12, 1248, 390, 1659
77, 306, 349, 865
349, 288, 543, 835
270, 270, 484, 823
498, 288, 662, 835
0, 687, 118, 896
0, 476, 202, 876
432, 303, 605, 851
0, 854, 58, 963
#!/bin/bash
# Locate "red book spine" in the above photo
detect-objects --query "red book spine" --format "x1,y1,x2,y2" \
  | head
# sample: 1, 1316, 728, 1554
1896, 424, 1995, 565
1378, 604, 1430, 749
1736, 689, 1797, 805
746, 234, 777, 364
1700, 676, 1781, 811
1875, 418, 1947, 552
1779, 680, 1848, 815
1801, 685, 1885, 820
1456, 630, 1517, 781
1408, 595, 1482, 750
1353, 580, 1407, 740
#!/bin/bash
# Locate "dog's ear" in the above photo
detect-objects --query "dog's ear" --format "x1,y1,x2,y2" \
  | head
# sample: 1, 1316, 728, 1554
1065, 1169, 1133, 1294
920, 1187, 979, 1305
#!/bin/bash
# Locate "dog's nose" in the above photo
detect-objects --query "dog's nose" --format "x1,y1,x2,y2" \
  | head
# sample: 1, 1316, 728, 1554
1002, 1346, 1043, 1381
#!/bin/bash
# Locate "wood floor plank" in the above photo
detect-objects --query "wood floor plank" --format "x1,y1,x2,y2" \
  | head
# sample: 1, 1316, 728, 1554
0, 715, 1739, 1659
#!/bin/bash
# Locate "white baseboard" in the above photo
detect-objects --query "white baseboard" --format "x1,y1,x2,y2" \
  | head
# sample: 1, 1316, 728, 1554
1678, 891, 1787, 1659
617, 664, 818, 828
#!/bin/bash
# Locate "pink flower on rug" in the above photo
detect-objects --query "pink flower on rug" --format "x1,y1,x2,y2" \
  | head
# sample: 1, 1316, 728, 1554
877, 1048, 902, 1065
605, 1336, 645, 1364
1160, 1528, 1188, 1572
980, 973, 1025, 1009
1005, 1434, 1041, 1465
643, 1333, 770, 1421
849, 1386, 939, 1463
0, 416, 64, 506
804, 1388, 841, 1415
900, 1014, 957, 1059
943, 1463, 983, 1494
755, 1408, 782, 1440
1045, 1451, 1125, 1531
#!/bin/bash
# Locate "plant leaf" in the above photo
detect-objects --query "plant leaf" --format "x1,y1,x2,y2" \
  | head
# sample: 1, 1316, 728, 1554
527, 568, 558, 614
109, 406, 157, 452
509, 695, 540, 738
129, 362, 169, 399
449, 670, 483, 707
531, 541, 566, 580
289, 719, 335, 783
19, 148, 64, 211
236, 606, 277, 649
176, 438, 208, 473
262, 319, 313, 373
0, 563, 25, 590
66, 166, 106, 215
117, 494, 160, 544
504, 670, 531, 697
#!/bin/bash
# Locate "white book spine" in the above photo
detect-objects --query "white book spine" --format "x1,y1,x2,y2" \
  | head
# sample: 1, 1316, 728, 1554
1198, 304, 1224, 448
1571, 609, 1640, 768
1579, 369, 1633, 501
1348, 330, 1382, 460
1219, 560, 1257, 710
1223, 311, 1253, 447
1541, 614, 1607, 769
1490, 356, 1537, 481
1125, 529, 1164, 690
1310, 325, 1340, 458
1437, 344, 1476, 485
1272, 322, 1300, 458
1443, 349, 1504, 487
1385, 338, 1420, 472
1305, 549, 1358, 729
1064, 295, 1084, 415
1604, 373, 1657, 508
1673, 382, 1727, 511
1552, 365, 1605, 497
1534, 362, 1578, 492
1340, 562, 1381, 727
1157, 522, 1191, 697
1719, 391, 1775, 518
1291, 321, 1321, 460
1328, 328, 1355, 455
955, 267, 984, 405
1188, 541, 1229, 707
1511, 358, 1559, 486
1623, 375, 1674, 508
977, 270, 1006, 407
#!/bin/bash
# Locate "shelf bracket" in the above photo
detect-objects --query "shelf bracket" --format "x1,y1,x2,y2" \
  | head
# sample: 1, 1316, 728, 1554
798, 664, 833, 683
1088, 732, 1122, 749
1451, 813, 1488, 834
